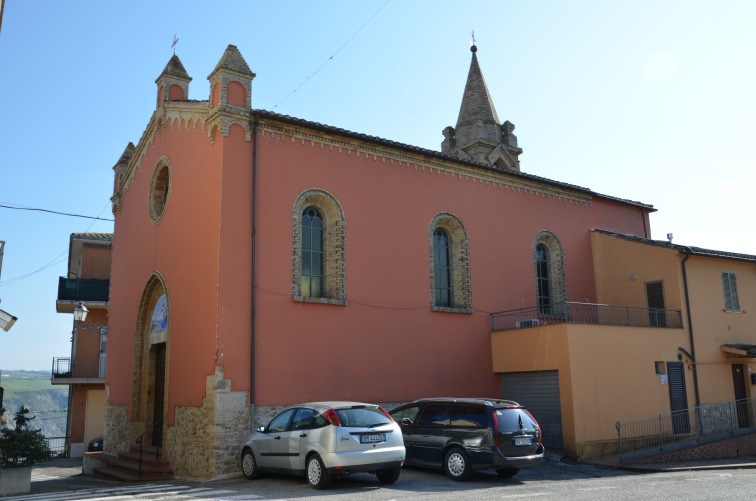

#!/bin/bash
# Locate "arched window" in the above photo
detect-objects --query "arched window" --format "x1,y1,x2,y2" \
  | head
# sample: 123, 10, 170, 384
292, 189, 347, 305
148, 158, 172, 224
429, 213, 472, 312
533, 231, 567, 317
433, 228, 452, 307
536, 243, 551, 314
301, 207, 324, 298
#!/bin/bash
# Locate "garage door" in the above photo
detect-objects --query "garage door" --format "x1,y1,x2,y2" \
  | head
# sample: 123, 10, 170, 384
499, 371, 563, 449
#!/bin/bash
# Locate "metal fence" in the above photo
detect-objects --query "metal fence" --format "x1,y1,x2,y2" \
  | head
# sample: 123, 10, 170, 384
616, 397, 756, 462
491, 302, 683, 331
52, 357, 105, 379
44, 436, 70, 459
57, 277, 110, 302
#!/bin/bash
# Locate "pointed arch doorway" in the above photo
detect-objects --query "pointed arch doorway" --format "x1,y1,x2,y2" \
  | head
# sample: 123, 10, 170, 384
133, 274, 170, 448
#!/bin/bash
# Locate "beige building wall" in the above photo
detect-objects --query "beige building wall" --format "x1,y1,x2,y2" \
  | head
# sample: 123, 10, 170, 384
492, 323, 689, 459
590, 232, 683, 311
591, 231, 756, 406
681, 255, 756, 403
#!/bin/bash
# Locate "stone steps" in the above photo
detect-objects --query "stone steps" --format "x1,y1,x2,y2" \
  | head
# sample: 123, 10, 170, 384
89, 445, 173, 482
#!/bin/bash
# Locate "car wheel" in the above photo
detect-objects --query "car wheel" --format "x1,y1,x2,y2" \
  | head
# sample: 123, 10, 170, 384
306, 454, 331, 489
241, 448, 260, 480
496, 467, 520, 478
444, 447, 472, 481
376, 468, 401, 484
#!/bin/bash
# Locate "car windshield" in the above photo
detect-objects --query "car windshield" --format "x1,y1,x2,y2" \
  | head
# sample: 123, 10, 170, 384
495, 408, 539, 431
335, 407, 390, 428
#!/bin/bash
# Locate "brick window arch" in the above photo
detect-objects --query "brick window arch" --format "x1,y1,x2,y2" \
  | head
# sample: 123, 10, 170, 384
533, 231, 567, 316
292, 189, 346, 305
148, 157, 172, 224
429, 212, 472, 313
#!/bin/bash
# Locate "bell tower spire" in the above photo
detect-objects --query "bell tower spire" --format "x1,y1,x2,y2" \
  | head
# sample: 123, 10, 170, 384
442, 43, 523, 171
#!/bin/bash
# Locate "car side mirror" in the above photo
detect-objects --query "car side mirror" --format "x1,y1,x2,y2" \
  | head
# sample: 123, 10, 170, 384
256, 425, 267, 433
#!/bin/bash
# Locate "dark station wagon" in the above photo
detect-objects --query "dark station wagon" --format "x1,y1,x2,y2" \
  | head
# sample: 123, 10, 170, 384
389, 398, 544, 480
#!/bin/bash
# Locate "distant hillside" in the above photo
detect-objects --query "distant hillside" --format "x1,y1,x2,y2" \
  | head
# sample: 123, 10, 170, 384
1, 370, 68, 437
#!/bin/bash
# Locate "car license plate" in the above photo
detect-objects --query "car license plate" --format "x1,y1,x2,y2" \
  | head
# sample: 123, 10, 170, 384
360, 434, 386, 444
514, 436, 532, 446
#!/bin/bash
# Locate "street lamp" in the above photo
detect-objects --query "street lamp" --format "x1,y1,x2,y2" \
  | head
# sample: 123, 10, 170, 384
73, 302, 108, 336
72, 302, 108, 378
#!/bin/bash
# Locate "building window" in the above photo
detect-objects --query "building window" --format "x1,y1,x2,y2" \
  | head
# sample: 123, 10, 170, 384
429, 213, 472, 313
722, 272, 740, 312
301, 207, 324, 298
533, 231, 567, 316
433, 228, 451, 307
536, 244, 551, 314
148, 158, 172, 224
292, 189, 346, 305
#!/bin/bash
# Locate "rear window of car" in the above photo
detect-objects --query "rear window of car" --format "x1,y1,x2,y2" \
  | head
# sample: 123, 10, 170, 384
495, 408, 539, 431
335, 407, 391, 427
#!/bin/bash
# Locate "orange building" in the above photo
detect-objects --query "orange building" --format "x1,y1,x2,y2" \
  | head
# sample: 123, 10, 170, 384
102, 44, 750, 477
493, 230, 756, 459
53, 233, 111, 457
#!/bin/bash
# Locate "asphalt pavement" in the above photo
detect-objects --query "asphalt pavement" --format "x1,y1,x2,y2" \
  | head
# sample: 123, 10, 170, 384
22, 450, 756, 497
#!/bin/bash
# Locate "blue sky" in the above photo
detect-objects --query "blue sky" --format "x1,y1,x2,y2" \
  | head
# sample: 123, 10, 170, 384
1, 0, 755, 370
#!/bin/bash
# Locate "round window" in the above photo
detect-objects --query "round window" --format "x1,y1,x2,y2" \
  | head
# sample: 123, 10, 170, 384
149, 162, 171, 223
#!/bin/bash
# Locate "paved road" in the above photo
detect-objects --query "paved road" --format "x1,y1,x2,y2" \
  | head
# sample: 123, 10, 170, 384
12, 456, 756, 500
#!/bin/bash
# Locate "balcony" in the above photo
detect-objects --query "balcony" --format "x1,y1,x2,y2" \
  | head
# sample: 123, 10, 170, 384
57, 277, 110, 303
491, 301, 683, 332
51, 357, 105, 383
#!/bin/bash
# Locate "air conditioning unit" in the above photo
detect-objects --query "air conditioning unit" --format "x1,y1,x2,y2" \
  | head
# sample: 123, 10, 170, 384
515, 319, 540, 328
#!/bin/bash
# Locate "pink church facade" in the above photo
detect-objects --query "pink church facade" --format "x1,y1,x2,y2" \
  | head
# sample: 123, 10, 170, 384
105, 45, 652, 477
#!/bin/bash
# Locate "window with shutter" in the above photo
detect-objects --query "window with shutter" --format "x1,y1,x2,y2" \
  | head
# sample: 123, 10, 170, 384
722, 272, 740, 311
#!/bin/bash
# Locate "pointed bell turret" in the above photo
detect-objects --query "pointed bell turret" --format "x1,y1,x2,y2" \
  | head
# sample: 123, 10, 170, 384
155, 55, 192, 109
207, 44, 255, 109
442, 44, 523, 171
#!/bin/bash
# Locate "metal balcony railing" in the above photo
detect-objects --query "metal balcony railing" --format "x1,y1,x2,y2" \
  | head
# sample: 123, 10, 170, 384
491, 302, 683, 332
45, 436, 71, 458
616, 397, 756, 462
57, 277, 110, 302
51, 357, 106, 379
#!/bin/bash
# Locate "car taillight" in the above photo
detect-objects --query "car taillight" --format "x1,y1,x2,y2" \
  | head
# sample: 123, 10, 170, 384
378, 406, 396, 422
491, 410, 501, 448
323, 409, 341, 427
531, 412, 543, 445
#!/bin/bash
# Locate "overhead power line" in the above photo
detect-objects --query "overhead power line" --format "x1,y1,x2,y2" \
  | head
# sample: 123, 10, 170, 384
0, 200, 113, 287
273, 0, 392, 109
0, 203, 114, 222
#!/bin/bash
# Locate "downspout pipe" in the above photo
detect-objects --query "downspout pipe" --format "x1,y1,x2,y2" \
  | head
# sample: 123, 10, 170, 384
250, 115, 259, 407
680, 249, 701, 407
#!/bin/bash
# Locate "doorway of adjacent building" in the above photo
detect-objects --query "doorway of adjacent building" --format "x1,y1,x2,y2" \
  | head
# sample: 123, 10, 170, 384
667, 362, 690, 434
731, 364, 749, 428
646, 281, 666, 327
151, 343, 166, 447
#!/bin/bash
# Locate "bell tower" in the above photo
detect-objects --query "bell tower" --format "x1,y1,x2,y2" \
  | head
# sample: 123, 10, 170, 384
442, 44, 523, 171
155, 55, 192, 110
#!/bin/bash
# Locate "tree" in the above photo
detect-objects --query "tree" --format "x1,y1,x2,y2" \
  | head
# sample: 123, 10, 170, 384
0, 406, 52, 468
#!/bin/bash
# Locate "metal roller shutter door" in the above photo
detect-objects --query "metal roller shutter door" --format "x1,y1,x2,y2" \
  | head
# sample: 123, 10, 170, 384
500, 371, 563, 449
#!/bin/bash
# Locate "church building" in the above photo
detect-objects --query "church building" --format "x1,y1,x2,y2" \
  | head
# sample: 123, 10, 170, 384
101, 43, 751, 478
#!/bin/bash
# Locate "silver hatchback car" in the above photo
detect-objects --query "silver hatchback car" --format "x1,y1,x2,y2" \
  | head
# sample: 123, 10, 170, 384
240, 401, 405, 489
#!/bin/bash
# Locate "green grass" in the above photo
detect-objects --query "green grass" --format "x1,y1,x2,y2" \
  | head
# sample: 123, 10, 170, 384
1, 370, 69, 436
1, 370, 54, 399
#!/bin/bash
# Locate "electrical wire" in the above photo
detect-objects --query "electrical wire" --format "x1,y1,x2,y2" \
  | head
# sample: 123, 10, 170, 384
273, 0, 392, 109
0, 200, 113, 287
0, 202, 114, 222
